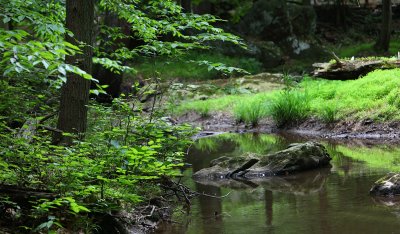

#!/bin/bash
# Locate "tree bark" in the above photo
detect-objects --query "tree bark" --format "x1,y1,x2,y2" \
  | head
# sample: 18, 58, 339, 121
375, 0, 392, 52
54, 0, 95, 144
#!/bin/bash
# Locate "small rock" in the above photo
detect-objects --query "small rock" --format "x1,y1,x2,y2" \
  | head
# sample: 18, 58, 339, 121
370, 173, 400, 196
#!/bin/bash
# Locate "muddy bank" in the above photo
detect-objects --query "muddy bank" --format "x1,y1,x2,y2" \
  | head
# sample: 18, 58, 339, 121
178, 111, 400, 142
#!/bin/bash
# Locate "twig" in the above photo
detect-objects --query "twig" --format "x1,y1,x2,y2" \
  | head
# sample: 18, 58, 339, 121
195, 191, 231, 199
146, 205, 156, 217
38, 112, 57, 124
40, 125, 63, 133
331, 51, 343, 66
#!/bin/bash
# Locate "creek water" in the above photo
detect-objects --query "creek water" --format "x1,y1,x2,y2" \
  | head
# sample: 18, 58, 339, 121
156, 133, 400, 234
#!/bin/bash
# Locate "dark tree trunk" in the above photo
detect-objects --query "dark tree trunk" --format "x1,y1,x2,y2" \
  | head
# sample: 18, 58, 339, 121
335, 0, 347, 30
54, 0, 95, 144
91, 11, 124, 103
375, 0, 392, 52
92, 11, 143, 103
180, 0, 192, 13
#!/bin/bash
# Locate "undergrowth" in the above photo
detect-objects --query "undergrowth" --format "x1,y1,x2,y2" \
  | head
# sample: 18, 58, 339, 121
336, 40, 400, 58
134, 51, 263, 80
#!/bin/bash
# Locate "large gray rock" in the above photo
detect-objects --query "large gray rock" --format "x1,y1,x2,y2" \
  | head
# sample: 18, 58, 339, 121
193, 141, 331, 180
370, 173, 400, 196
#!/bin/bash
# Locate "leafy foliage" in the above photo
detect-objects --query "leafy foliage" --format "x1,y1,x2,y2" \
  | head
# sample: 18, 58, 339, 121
0, 0, 243, 231
0, 99, 197, 230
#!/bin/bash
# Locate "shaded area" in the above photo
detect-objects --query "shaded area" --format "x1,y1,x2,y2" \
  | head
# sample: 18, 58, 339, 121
159, 133, 400, 234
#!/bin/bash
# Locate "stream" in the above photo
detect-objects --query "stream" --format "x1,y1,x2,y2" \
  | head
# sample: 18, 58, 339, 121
156, 133, 400, 234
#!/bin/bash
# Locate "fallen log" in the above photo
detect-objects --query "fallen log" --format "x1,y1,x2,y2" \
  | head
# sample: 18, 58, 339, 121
312, 57, 400, 80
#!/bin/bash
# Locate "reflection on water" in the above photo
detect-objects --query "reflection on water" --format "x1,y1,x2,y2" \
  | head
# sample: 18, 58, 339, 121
156, 133, 400, 234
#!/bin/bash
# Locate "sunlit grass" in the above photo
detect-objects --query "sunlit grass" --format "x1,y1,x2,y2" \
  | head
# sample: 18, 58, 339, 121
175, 92, 275, 116
177, 68, 400, 124
269, 90, 310, 127
304, 69, 400, 121
234, 98, 269, 126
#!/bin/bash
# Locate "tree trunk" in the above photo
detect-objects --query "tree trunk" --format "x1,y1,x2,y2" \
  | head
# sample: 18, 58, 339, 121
180, 0, 192, 13
375, 0, 392, 52
54, 0, 95, 144
335, 0, 347, 30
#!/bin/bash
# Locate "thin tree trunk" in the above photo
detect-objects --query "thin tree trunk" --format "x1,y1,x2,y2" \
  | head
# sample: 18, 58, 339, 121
54, 0, 95, 145
375, 0, 392, 52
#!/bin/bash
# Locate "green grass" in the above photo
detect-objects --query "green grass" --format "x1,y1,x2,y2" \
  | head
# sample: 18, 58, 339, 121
175, 92, 274, 118
176, 68, 400, 125
320, 104, 338, 124
269, 90, 310, 127
304, 69, 400, 121
133, 51, 263, 80
234, 99, 268, 126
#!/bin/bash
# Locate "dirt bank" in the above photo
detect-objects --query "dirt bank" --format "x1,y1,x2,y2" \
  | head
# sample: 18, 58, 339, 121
178, 111, 400, 142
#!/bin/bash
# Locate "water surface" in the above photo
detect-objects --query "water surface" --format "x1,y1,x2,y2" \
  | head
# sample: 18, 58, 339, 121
157, 133, 400, 234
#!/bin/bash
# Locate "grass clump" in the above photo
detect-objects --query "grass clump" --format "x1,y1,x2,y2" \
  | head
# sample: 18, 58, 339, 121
319, 103, 338, 124
196, 102, 211, 118
269, 90, 310, 128
234, 99, 268, 126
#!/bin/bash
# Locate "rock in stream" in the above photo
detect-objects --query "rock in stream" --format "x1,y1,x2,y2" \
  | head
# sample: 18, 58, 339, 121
370, 173, 400, 196
193, 141, 332, 181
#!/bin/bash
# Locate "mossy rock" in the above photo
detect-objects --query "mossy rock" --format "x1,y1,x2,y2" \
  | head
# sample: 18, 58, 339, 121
193, 141, 332, 180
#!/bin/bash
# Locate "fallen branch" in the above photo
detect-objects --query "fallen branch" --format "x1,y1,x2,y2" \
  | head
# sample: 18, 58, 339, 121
226, 158, 259, 178
195, 191, 231, 199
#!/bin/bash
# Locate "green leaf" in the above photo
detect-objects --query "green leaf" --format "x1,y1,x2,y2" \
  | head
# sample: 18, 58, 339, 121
3, 17, 10, 24
42, 60, 49, 69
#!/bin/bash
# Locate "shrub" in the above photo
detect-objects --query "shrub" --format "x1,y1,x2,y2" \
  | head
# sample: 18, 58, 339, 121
269, 90, 310, 128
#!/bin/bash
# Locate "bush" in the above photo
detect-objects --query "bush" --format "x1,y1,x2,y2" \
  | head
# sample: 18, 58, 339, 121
269, 90, 310, 128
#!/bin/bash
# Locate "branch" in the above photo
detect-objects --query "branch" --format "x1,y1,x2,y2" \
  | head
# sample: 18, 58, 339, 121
331, 52, 343, 67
